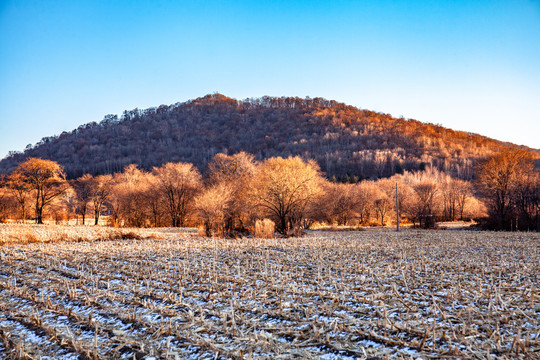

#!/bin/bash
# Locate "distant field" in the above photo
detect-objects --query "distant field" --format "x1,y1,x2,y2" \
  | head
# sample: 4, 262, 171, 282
0, 223, 194, 246
0, 226, 538, 359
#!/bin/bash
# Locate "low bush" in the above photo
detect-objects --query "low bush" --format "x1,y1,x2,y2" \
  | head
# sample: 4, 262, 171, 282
254, 219, 275, 238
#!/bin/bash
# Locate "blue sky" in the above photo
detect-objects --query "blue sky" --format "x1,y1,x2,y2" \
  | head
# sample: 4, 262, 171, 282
1, 0, 539, 159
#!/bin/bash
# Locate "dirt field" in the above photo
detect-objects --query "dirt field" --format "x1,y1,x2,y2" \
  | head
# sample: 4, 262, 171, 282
0, 225, 538, 359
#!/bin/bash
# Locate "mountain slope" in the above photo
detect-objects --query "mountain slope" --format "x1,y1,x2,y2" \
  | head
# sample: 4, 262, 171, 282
1, 94, 537, 179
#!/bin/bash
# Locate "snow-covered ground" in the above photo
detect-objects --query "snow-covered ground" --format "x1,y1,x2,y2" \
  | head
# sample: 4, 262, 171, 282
0, 226, 538, 359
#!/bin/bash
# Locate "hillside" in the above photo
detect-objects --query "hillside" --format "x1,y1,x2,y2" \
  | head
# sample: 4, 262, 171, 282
1, 94, 537, 179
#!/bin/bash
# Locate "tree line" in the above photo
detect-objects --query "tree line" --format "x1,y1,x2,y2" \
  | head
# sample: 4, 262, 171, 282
0, 149, 538, 233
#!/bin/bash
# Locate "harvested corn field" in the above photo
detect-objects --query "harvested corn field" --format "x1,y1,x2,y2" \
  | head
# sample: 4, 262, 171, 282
0, 227, 539, 359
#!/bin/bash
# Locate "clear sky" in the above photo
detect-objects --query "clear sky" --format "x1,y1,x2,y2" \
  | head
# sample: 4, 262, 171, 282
1, 0, 539, 159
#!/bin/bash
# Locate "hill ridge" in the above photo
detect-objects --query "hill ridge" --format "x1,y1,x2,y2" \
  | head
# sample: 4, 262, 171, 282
1, 93, 537, 179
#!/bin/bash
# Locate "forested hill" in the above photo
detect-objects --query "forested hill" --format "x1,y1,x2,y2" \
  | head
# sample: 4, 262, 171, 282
1, 94, 537, 180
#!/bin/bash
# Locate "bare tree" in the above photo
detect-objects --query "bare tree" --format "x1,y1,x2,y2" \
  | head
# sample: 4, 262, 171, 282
194, 183, 233, 237
207, 152, 257, 185
113, 164, 156, 227
6, 172, 31, 222
72, 174, 94, 225
144, 173, 166, 227
512, 166, 540, 230
12, 158, 69, 224
316, 182, 362, 225
476, 149, 537, 230
92, 174, 113, 225
355, 181, 380, 225
0, 177, 16, 222
413, 181, 438, 228
453, 179, 472, 221
152, 162, 202, 227
207, 152, 257, 232
250, 156, 323, 234
374, 196, 391, 226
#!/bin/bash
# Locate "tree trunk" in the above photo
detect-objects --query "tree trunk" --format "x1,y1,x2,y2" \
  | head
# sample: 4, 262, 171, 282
94, 208, 100, 225
279, 216, 287, 234
36, 207, 43, 224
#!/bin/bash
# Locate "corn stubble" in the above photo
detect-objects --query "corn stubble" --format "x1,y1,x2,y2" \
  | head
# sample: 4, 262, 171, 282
0, 226, 538, 359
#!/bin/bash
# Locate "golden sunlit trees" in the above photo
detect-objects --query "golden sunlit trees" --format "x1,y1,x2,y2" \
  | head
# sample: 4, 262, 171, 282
316, 182, 362, 225
152, 162, 202, 227
92, 174, 113, 225
107, 176, 124, 227
373, 192, 391, 226
0, 151, 501, 232
110, 164, 155, 227
194, 183, 233, 237
12, 158, 69, 224
72, 174, 94, 225
49, 190, 74, 224
206, 152, 257, 233
374, 179, 399, 226
6, 172, 31, 222
413, 181, 438, 228
440, 178, 473, 221
396, 168, 443, 227
351, 181, 385, 225
250, 156, 323, 234
106, 165, 166, 228
143, 173, 167, 228
477, 150, 524, 228
390, 180, 417, 226
477, 149, 539, 230
0, 177, 16, 222
461, 195, 487, 221
207, 152, 257, 185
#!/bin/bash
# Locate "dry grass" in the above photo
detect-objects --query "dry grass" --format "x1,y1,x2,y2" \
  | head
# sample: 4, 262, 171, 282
0, 224, 193, 245
254, 219, 275, 239
0, 226, 538, 359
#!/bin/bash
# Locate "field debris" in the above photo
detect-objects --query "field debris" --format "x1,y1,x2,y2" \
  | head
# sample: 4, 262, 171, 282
0, 227, 538, 359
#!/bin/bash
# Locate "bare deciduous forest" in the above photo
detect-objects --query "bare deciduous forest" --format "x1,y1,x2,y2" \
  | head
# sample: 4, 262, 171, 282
0, 148, 539, 232
1, 94, 538, 180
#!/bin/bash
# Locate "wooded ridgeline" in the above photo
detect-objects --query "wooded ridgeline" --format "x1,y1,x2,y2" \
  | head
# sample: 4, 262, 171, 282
2, 94, 537, 180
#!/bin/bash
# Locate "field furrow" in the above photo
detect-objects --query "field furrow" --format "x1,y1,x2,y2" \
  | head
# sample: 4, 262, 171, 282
0, 228, 538, 359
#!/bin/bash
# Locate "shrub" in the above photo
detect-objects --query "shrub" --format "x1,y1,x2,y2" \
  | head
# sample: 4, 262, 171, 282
255, 219, 275, 239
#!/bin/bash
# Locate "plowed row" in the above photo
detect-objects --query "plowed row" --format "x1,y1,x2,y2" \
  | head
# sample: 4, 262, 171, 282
0, 228, 538, 359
